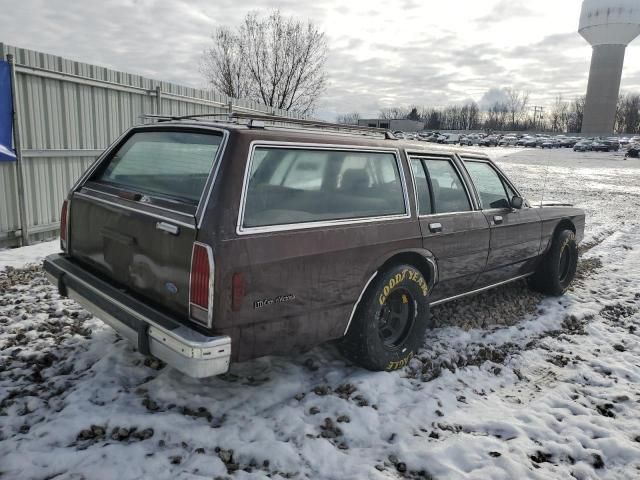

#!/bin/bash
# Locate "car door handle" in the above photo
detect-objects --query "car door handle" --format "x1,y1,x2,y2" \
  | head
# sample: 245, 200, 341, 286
493, 215, 504, 225
156, 221, 179, 235
428, 222, 443, 233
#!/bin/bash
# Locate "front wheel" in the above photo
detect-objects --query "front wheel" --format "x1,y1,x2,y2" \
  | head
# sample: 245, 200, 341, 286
528, 229, 578, 296
339, 264, 431, 371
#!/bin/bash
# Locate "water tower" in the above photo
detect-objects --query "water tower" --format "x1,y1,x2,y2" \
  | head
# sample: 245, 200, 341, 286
579, 0, 640, 134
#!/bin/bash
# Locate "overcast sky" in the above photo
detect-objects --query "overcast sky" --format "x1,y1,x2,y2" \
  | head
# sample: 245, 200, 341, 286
2, 0, 639, 120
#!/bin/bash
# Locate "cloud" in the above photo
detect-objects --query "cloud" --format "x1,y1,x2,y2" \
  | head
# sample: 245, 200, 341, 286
478, 88, 510, 110
1, 0, 637, 121
476, 0, 537, 24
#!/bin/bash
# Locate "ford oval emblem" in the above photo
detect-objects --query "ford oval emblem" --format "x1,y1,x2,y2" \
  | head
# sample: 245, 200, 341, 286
165, 282, 178, 295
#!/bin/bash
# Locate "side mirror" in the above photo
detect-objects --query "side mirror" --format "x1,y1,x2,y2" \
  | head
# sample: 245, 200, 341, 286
511, 195, 524, 209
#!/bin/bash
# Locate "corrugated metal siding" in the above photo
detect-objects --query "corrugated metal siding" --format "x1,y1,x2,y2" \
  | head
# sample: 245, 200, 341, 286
0, 43, 298, 247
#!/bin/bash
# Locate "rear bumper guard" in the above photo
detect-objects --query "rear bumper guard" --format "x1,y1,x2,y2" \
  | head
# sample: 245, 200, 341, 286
43, 254, 230, 378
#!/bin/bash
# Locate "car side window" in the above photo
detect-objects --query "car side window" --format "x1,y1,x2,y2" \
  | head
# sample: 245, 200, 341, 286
421, 158, 471, 214
243, 147, 406, 228
410, 159, 432, 215
464, 161, 510, 209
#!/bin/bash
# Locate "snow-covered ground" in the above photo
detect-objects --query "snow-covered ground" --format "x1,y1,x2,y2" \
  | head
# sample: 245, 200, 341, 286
1, 148, 639, 480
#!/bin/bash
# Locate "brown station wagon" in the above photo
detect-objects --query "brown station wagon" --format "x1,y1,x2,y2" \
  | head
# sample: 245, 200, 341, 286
44, 114, 585, 377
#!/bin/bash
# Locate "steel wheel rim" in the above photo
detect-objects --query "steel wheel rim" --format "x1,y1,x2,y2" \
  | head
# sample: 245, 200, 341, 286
377, 288, 415, 349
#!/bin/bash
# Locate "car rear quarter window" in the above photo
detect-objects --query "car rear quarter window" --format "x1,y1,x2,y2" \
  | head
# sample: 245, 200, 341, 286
463, 161, 511, 209
412, 157, 471, 214
242, 147, 406, 228
94, 131, 223, 203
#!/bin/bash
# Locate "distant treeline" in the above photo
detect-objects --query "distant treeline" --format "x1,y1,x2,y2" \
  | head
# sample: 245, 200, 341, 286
337, 90, 640, 134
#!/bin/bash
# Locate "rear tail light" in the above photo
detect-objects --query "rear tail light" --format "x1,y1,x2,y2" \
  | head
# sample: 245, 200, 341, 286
189, 242, 214, 327
60, 199, 69, 251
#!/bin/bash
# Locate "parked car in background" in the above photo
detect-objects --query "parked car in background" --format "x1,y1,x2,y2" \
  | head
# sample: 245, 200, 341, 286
438, 133, 461, 144
523, 137, 538, 148
606, 137, 620, 151
479, 135, 499, 147
516, 136, 534, 147
541, 139, 560, 149
498, 135, 517, 146
559, 137, 578, 148
459, 134, 483, 146
626, 144, 639, 158
43, 115, 585, 377
591, 139, 617, 152
573, 141, 593, 152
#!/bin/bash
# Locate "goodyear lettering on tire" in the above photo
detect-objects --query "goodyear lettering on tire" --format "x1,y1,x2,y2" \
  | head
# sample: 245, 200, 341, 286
386, 351, 414, 371
378, 269, 429, 306
560, 232, 576, 254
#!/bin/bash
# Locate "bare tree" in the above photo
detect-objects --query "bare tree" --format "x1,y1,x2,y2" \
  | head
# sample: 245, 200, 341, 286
379, 107, 408, 120
336, 112, 361, 125
505, 88, 530, 130
567, 96, 585, 133
615, 94, 640, 134
201, 10, 328, 115
549, 96, 569, 133
485, 101, 509, 131
200, 28, 249, 99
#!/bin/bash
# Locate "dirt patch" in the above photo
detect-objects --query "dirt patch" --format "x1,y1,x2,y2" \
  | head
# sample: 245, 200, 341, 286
431, 280, 544, 331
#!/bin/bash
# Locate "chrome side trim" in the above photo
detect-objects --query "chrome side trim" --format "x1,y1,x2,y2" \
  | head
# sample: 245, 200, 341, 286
343, 271, 378, 336
417, 210, 484, 220
188, 242, 214, 329
236, 141, 411, 236
74, 192, 195, 229
430, 273, 532, 306
236, 214, 411, 235
424, 256, 439, 285
82, 187, 194, 218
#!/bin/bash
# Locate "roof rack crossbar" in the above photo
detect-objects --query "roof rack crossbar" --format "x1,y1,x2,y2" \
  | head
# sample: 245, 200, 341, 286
141, 112, 397, 139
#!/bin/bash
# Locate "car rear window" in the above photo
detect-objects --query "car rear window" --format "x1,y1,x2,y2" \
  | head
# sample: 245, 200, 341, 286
94, 131, 223, 203
242, 147, 406, 228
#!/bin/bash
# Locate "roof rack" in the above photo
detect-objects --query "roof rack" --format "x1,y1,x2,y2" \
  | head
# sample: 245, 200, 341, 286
141, 112, 398, 140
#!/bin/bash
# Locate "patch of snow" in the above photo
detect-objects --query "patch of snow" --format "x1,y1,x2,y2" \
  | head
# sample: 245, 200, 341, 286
0, 240, 60, 270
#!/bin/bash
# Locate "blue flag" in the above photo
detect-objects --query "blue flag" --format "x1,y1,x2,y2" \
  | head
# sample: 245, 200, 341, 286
0, 60, 16, 162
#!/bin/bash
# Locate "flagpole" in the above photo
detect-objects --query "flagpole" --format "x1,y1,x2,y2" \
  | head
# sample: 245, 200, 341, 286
7, 53, 29, 246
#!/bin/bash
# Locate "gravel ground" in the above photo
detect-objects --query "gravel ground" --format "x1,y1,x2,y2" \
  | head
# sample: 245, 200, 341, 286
1, 147, 639, 480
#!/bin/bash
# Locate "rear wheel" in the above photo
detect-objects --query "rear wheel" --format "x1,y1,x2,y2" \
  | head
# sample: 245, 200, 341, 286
528, 229, 578, 296
339, 264, 431, 371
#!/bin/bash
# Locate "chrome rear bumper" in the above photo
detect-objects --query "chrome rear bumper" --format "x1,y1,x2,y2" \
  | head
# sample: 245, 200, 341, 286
44, 254, 230, 378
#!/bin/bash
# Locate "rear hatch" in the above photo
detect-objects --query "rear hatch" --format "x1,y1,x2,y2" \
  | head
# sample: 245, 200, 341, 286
68, 127, 225, 324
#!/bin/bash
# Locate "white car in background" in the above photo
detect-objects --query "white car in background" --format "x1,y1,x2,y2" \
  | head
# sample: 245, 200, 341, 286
459, 134, 483, 146
498, 135, 518, 146
440, 133, 461, 144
